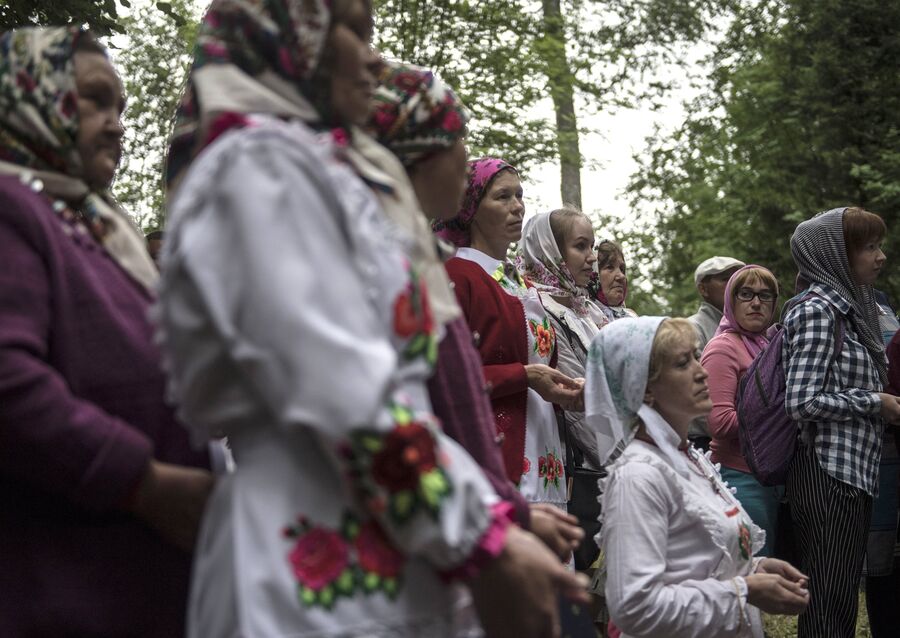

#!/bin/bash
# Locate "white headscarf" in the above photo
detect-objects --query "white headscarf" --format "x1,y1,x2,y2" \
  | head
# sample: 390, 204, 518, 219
584, 316, 690, 477
517, 212, 590, 315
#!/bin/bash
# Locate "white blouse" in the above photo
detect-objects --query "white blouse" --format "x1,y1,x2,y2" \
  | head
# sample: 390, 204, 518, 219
157, 118, 496, 637
601, 440, 766, 638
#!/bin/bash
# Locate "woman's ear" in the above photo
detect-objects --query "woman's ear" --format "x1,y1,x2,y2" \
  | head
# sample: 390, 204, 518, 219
643, 386, 654, 407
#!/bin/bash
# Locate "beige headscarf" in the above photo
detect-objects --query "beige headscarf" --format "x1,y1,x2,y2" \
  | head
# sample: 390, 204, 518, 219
0, 26, 157, 292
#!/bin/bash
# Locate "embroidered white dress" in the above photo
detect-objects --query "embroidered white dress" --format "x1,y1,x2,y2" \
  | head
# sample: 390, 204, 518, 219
157, 118, 497, 638
455, 248, 567, 509
601, 440, 766, 638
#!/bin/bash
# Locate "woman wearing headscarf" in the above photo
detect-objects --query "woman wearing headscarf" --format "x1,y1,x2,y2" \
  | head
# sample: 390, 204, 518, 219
368, 61, 583, 561
519, 208, 608, 470
158, 2, 587, 636
0, 27, 213, 636
586, 317, 809, 638
701, 265, 781, 557
435, 158, 583, 514
784, 207, 900, 637
589, 239, 637, 322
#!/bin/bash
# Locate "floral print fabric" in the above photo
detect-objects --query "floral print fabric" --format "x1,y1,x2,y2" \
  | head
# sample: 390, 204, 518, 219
283, 513, 406, 610
0, 26, 159, 292
0, 27, 83, 175
518, 212, 593, 317
167, 0, 331, 186
368, 60, 469, 169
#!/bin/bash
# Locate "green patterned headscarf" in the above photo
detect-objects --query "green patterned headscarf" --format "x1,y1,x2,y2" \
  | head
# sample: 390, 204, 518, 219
0, 26, 86, 176
367, 60, 469, 169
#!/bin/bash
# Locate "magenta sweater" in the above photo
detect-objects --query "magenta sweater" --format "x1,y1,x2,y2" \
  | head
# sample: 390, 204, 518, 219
700, 332, 754, 473
0, 176, 209, 636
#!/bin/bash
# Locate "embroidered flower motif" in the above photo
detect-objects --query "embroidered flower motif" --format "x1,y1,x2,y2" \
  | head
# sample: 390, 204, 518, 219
285, 523, 353, 609
738, 522, 752, 560
537, 450, 563, 489
522, 457, 531, 475
529, 316, 555, 359
394, 268, 437, 365
372, 421, 438, 491
355, 520, 405, 597
284, 514, 406, 609
349, 401, 452, 524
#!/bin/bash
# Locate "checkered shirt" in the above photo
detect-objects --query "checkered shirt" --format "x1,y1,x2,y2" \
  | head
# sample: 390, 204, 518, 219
783, 283, 885, 495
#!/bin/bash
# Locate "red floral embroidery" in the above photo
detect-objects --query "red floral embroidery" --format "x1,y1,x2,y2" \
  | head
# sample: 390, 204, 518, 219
537, 450, 562, 489
355, 520, 405, 579
371, 422, 438, 491
287, 527, 350, 592
394, 278, 434, 338
522, 457, 531, 475
283, 514, 407, 609
738, 522, 752, 560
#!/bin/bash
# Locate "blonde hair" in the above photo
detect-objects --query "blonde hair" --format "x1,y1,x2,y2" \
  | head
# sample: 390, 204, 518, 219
647, 318, 697, 383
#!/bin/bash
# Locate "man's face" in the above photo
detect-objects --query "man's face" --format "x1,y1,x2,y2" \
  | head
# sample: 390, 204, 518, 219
698, 268, 740, 312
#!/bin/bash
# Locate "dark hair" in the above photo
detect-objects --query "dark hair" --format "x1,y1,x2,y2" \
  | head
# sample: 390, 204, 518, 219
596, 239, 625, 270
145, 230, 165, 241
843, 207, 886, 262
73, 31, 107, 56
548, 206, 590, 255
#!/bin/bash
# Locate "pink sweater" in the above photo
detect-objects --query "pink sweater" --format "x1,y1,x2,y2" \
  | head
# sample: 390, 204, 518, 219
700, 332, 755, 473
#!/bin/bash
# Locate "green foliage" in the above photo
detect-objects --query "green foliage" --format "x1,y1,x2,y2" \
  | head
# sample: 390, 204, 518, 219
373, 0, 727, 182
0, 0, 184, 34
0, 0, 125, 33
111, 0, 199, 231
631, 0, 900, 314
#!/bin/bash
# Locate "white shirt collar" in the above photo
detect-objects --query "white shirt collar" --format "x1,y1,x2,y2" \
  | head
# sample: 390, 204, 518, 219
455, 247, 503, 276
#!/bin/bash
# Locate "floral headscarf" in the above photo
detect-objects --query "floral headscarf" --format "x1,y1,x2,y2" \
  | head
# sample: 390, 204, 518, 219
518, 211, 591, 316
714, 264, 778, 359
0, 26, 158, 292
166, 0, 331, 188
433, 157, 516, 247
368, 60, 469, 168
585, 317, 690, 476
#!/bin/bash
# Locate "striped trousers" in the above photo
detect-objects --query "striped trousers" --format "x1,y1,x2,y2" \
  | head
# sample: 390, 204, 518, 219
787, 444, 873, 638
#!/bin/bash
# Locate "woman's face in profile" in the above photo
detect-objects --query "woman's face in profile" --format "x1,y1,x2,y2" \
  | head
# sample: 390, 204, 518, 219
646, 332, 711, 426
328, 0, 378, 126
73, 50, 125, 190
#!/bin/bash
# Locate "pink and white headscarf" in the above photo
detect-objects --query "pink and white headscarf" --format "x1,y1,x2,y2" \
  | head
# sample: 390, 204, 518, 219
432, 157, 516, 247
714, 264, 779, 358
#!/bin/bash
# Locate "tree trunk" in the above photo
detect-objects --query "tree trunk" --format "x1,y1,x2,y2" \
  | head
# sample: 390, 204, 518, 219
541, 0, 582, 209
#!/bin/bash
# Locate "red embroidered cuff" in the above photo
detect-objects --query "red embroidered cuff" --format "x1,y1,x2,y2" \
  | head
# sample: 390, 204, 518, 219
439, 501, 514, 582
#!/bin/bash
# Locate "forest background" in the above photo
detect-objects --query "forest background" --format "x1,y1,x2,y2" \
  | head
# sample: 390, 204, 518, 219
4, 0, 899, 316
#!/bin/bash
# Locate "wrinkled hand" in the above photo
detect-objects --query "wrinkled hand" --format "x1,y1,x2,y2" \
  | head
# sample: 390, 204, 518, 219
526, 365, 584, 411
745, 573, 809, 616
877, 393, 900, 425
470, 525, 591, 638
529, 503, 584, 561
129, 459, 215, 553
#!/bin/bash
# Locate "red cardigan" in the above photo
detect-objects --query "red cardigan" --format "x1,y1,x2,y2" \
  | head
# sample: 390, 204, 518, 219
445, 257, 557, 483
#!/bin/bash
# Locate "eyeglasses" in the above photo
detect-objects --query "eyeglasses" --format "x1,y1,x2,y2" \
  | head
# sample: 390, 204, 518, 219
736, 288, 776, 303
